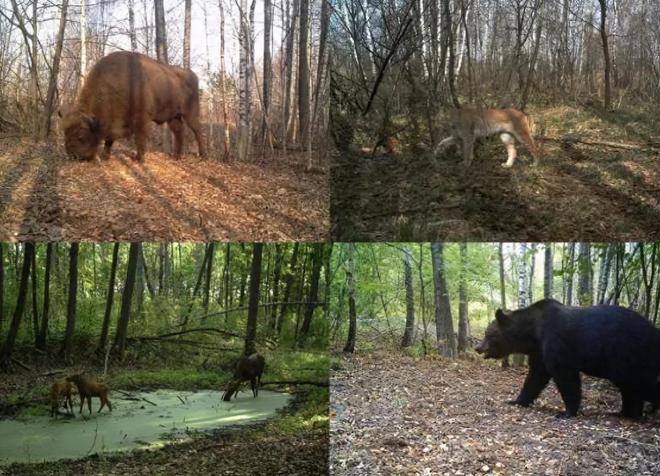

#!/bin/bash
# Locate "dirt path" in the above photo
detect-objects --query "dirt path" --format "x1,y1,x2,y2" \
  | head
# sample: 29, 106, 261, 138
0, 137, 328, 241
331, 140, 660, 241
331, 353, 660, 475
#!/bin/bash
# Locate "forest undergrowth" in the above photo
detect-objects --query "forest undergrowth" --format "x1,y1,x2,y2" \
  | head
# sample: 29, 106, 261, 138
331, 105, 660, 241
330, 352, 660, 476
0, 137, 328, 242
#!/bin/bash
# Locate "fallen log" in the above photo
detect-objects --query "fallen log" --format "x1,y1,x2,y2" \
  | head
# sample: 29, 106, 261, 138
260, 380, 329, 387
537, 134, 658, 151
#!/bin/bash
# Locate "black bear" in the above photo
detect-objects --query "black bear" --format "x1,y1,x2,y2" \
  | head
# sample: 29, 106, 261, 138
475, 299, 660, 418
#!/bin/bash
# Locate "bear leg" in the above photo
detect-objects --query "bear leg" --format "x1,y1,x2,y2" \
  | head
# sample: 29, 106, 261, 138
620, 387, 644, 419
512, 364, 551, 406
553, 372, 581, 418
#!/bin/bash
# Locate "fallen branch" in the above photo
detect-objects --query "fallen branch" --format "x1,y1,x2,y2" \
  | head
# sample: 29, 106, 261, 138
41, 369, 67, 377
362, 203, 462, 221
261, 380, 329, 387
115, 389, 157, 406
11, 358, 32, 372
538, 134, 658, 151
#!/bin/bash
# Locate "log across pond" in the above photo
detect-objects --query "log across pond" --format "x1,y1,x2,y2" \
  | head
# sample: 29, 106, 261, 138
0, 389, 291, 465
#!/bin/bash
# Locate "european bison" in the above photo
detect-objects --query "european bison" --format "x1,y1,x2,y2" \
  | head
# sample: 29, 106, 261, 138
222, 353, 266, 401
59, 51, 207, 161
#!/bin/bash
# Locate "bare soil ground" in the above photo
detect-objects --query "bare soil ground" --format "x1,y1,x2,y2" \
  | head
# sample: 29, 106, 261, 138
0, 136, 328, 241
331, 106, 660, 241
331, 353, 660, 476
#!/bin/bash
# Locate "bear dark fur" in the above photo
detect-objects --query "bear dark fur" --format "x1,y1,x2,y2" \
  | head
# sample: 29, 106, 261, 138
475, 299, 660, 418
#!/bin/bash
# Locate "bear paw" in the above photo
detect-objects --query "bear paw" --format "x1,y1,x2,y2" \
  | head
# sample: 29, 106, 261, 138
555, 411, 577, 419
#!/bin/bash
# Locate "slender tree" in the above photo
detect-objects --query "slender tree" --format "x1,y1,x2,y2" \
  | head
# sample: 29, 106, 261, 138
59, 243, 79, 362
343, 244, 357, 353
577, 242, 593, 306
543, 243, 553, 299
401, 247, 415, 348
113, 242, 140, 360
431, 243, 456, 358
244, 243, 263, 355
42, 0, 69, 139
457, 243, 469, 353
0, 243, 33, 371
299, 244, 323, 346
98, 243, 120, 353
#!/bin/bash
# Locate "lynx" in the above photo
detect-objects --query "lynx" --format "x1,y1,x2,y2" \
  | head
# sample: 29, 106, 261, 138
434, 108, 539, 168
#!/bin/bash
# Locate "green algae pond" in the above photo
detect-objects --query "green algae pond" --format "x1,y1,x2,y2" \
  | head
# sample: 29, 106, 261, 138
0, 389, 291, 465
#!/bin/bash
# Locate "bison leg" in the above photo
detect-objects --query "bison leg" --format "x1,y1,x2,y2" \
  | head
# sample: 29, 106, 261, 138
101, 139, 114, 160
183, 115, 207, 158
134, 128, 147, 161
168, 118, 184, 158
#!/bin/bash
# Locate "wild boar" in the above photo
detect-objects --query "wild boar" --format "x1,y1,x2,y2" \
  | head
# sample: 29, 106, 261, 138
222, 353, 266, 401
59, 51, 207, 161
50, 381, 74, 417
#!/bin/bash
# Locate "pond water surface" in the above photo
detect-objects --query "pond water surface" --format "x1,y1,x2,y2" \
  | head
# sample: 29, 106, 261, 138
0, 389, 291, 465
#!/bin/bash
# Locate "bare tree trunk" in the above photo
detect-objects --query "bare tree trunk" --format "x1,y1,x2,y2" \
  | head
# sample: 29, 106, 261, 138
218, 0, 232, 160
0, 244, 33, 370
36, 243, 52, 350
30, 245, 39, 348
113, 243, 140, 360
0, 244, 3, 335
457, 243, 469, 353
299, 244, 323, 346
128, 0, 137, 52
512, 243, 528, 366
244, 244, 263, 355
80, 0, 87, 82
442, 0, 460, 108
577, 242, 593, 306
202, 243, 215, 316
343, 244, 356, 353
269, 245, 283, 332
261, 0, 273, 150
237, 0, 252, 161
42, 0, 69, 139
154, 0, 168, 63
565, 243, 576, 305
543, 243, 553, 299
183, 0, 192, 69
312, 0, 329, 135
598, 0, 611, 109
59, 243, 79, 363
278, 243, 300, 334
298, 0, 310, 150
499, 243, 506, 308
401, 247, 415, 348
431, 243, 456, 358
284, 0, 300, 144
98, 243, 119, 353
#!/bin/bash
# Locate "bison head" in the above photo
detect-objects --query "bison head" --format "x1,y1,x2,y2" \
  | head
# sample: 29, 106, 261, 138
59, 109, 102, 160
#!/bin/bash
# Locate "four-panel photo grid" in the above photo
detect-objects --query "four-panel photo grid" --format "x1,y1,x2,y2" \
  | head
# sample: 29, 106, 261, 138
0, 0, 659, 474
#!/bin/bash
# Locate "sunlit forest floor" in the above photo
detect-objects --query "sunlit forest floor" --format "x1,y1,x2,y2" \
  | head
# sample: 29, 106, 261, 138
0, 345, 329, 475
331, 104, 660, 241
0, 136, 328, 241
330, 353, 660, 475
